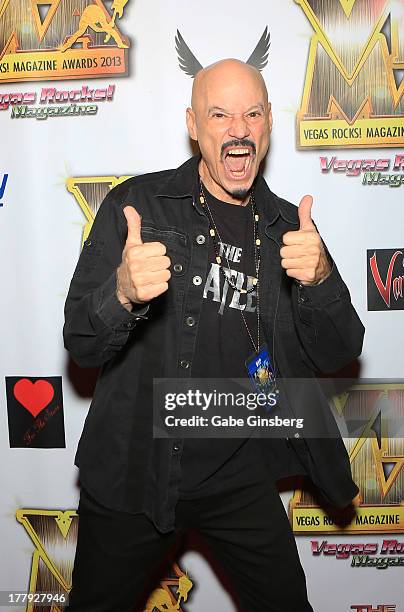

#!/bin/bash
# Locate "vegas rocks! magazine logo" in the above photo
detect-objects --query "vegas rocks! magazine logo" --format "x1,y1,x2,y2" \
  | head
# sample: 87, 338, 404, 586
312, 538, 404, 570
290, 383, 404, 535
0, 1, 131, 120
319, 154, 404, 188
295, 0, 404, 149
0, 0, 130, 83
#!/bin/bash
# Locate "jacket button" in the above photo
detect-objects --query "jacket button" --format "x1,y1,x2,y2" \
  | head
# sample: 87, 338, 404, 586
84, 239, 92, 247
180, 360, 190, 369
173, 443, 181, 452
173, 263, 183, 273
196, 234, 206, 245
294, 433, 300, 438
299, 294, 308, 303
193, 275, 202, 286
185, 316, 195, 327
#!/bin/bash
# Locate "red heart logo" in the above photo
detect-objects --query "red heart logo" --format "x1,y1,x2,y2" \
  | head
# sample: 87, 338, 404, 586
14, 379, 54, 418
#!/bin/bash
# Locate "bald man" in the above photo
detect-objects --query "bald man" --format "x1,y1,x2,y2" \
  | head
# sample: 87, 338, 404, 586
65, 59, 364, 611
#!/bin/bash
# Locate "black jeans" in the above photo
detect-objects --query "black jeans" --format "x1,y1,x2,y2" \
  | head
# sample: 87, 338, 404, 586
67, 445, 314, 612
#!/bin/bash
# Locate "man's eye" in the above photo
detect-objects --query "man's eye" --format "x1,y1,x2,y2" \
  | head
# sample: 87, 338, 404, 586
248, 111, 261, 118
213, 113, 225, 118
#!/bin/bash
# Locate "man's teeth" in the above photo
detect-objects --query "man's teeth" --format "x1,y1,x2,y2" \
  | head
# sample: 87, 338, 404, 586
227, 148, 250, 155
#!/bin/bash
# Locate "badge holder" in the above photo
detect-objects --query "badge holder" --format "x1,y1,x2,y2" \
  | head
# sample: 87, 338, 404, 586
245, 344, 278, 412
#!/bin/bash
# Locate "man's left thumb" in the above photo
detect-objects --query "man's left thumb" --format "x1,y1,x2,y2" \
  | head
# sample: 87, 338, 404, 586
298, 195, 314, 230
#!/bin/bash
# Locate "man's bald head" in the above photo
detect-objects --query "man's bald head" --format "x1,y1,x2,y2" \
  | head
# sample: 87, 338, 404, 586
191, 59, 268, 113
186, 57, 272, 205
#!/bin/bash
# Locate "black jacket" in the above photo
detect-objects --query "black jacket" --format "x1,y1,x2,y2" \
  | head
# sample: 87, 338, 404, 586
64, 155, 364, 532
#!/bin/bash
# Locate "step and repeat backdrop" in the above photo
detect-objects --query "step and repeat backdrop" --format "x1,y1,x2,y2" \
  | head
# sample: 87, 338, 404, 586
0, 0, 403, 610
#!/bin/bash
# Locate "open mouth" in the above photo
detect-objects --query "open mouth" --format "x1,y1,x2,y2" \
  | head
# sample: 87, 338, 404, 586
223, 146, 255, 180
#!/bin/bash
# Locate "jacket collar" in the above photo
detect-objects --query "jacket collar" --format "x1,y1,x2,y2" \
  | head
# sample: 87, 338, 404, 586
156, 154, 298, 231
156, 155, 200, 199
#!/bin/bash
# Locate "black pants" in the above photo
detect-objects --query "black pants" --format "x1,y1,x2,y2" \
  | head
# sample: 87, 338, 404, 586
67, 452, 313, 612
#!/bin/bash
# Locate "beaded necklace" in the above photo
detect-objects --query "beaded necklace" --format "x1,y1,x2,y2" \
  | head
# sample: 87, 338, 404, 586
199, 180, 262, 354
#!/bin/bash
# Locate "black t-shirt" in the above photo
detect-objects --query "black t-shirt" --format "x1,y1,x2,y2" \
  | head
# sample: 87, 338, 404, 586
179, 185, 264, 496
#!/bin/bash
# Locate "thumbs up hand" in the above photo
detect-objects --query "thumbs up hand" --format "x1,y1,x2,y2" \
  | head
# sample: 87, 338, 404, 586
280, 195, 331, 285
116, 205, 171, 309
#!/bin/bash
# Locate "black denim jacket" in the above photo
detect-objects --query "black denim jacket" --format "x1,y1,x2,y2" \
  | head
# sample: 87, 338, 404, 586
64, 155, 364, 533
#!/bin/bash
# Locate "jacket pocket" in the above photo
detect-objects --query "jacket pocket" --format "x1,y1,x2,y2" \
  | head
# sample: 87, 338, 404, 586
141, 225, 189, 312
141, 225, 188, 248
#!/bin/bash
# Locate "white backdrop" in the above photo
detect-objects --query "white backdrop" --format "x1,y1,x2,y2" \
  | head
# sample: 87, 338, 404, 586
1, 0, 403, 610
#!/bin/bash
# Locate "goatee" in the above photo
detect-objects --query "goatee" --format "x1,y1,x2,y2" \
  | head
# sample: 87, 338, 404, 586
231, 188, 250, 201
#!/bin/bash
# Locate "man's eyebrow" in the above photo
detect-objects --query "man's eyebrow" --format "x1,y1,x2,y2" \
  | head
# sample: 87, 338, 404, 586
248, 104, 265, 112
208, 106, 228, 114
207, 104, 265, 114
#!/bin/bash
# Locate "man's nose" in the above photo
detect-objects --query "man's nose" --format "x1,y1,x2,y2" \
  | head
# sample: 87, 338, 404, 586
228, 115, 250, 139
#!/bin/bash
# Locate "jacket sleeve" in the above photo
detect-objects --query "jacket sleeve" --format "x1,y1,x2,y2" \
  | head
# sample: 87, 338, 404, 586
291, 253, 365, 374
63, 184, 149, 368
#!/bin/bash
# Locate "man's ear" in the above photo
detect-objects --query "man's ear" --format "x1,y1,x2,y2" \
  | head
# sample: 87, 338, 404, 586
268, 102, 273, 133
186, 107, 198, 141
268, 102, 273, 132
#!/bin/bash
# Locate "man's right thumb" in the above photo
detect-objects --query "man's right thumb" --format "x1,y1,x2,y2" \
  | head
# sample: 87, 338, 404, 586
123, 205, 143, 246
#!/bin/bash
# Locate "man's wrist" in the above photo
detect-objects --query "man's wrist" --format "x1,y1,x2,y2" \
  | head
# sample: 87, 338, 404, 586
301, 268, 332, 286
117, 294, 134, 312
116, 267, 138, 311
115, 289, 150, 316
116, 282, 133, 312
116, 270, 150, 313
116, 266, 129, 306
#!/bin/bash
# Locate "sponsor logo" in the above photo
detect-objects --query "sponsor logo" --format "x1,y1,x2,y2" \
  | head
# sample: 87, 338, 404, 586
312, 539, 404, 570
320, 154, 404, 187
295, 0, 404, 149
6, 377, 65, 448
290, 383, 404, 534
367, 249, 404, 311
17, 507, 193, 611
0, 0, 130, 84
0, 173, 8, 206
0, 84, 115, 120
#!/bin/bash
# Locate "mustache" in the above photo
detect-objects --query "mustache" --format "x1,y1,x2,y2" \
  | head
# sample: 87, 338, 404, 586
221, 139, 256, 158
